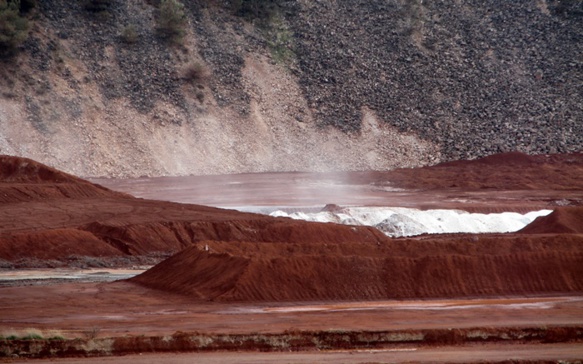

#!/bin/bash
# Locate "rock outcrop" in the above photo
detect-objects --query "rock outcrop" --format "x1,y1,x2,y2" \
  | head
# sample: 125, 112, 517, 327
0, 1, 581, 177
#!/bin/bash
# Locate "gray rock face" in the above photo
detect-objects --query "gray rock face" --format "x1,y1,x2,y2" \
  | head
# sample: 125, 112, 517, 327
282, 0, 583, 160
4, 1, 581, 177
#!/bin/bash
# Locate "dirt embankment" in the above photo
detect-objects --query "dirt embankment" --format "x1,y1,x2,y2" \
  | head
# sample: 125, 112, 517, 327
129, 153, 583, 301
131, 234, 583, 302
2, 153, 583, 361
0, 155, 129, 204
520, 206, 583, 234
362, 151, 583, 191
2, 153, 583, 301
3, 326, 582, 359
0, 155, 387, 266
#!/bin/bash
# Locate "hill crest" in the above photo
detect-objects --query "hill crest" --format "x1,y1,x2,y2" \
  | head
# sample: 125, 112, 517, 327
0, 1, 581, 177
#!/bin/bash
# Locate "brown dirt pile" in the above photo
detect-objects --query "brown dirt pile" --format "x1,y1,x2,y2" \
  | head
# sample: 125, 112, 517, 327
131, 235, 583, 301
0, 155, 129, 204
0, 155, 387, 264
520, 206, 583, 234
123, 152, 583, 302
2, 153, 583, 301
365, 151, 583, 190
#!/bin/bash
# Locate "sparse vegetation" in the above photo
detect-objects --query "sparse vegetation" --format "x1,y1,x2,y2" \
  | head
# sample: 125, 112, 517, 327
20, 333, 43, 340
0, 0, 30, 57
183, 61, 209, 84
156, 0, 186, 44
2, 326, 582, 358
84, 327, 101, 340
48, 336, 65, 341
229, 0, 280, 21
120, 24, 138, 44
228, 0, 294, 65
551, 0, 583, 15
0, 329, 65, 341
263, 14, 294, 65
84, 0, 113, 13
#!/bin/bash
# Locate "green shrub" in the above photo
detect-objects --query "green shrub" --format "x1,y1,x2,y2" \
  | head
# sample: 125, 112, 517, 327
229, 0, 279, 21
264, 15, 294, 65
0, 0, 29, 56
48, 336, 65, 341
183, 61, 209, 83
156, 0, 186, 44
84, 0, 113, 13
121, 24, 138, 43
19, 0, 35, 13
21, 333, 43, 340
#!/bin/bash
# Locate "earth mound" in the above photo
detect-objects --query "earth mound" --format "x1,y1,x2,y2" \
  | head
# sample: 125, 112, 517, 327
370, 152, 583, 190
131, 235, 583, 302
0, 155, 83, 183
443, 151, 538, 167
3, 151, 583, 285
0, 155, 389, 266
519, 206, 583, 234
0, 155, 127, 204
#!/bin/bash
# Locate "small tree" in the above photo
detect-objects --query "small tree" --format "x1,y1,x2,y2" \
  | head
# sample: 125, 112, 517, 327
120, 24, 138, 43
0, 0, 29, 57
19, 0, 36, 13
157, 0, 186, 44
229, 0, 279, 21
84, 0, 113, 13
183, 61, 209, 83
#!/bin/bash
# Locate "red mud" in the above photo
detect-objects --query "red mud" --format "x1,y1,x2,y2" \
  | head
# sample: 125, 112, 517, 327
366, 151, 583, 191
131, 235, 583, 301
519, 206, 583, 234
0, 155, 388, 263
1, 152, 582, 301
92, 152, 583, 213
125, 153, 583, 302
2, 153, 583, 361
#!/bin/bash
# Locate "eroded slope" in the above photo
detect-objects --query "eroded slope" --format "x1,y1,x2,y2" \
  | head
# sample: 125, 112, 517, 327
0, 155, 387, 266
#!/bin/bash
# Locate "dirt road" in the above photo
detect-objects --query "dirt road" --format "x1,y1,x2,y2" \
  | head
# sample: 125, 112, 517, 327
1, 281, 582, 337
26, 343, 583, 363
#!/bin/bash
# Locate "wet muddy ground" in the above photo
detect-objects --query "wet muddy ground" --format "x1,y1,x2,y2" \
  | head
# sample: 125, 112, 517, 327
2, 154, 583, 362
2, 280, 583, 362
3, 280, 582, 337
0, 268, 147, 287
27, 343, 583, 364
91, 172, 583, 213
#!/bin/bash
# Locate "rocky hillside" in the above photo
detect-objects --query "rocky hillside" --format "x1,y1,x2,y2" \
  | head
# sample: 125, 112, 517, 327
0, 0, 581, 177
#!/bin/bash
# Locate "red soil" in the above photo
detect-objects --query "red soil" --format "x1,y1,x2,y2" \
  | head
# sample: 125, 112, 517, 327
128, 152, 583, 301
2, 153, 583, 361
2, 153, 583, 302
363, 151, 583, 190
0, 155, 387, 263
519, 206, 583, 234
131, 234, 583, 301
0, 155, 128, 203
